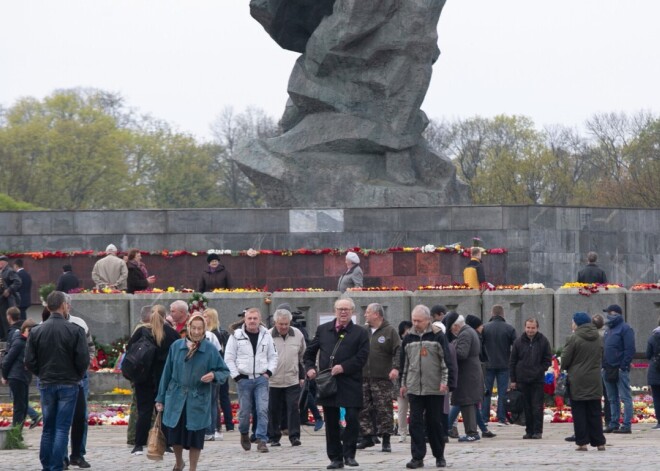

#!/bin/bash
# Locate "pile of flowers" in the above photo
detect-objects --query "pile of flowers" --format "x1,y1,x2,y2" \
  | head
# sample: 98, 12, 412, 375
87, 404, 129, 426
632, 283, 660, 291
560, 282, 624, 296
109, 387, 131, 395
348, 287, 406, 291
211, 287, 264, 293
417, 283, 473, 291
485, 283, 546, 290
277, 288, 325, 292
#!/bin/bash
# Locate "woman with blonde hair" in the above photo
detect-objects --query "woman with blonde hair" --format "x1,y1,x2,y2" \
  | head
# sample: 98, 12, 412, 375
127, 304, 179, 456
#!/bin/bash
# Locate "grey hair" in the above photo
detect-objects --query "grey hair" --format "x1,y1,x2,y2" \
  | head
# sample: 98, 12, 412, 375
64, 293, 72, 305
411, 304, 431, 319
170, 300, 188, 312
454, 315, 466, 327
367, 303, 385, 318
140, 305, 153, 322
335, 296, 356, 310
273, 309, 292, 322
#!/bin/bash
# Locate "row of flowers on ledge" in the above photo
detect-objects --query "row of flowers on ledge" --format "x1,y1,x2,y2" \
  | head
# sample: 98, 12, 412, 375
66, 283, 660, 295
4, 244, 507, 260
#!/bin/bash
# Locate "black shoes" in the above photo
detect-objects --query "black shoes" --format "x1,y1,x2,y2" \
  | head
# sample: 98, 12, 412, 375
406, 459, 424, 469
291, 438, 302, 446
482, 430, 496, 438
270, 441, 281, 447
603, 426, 619, 433
327, 461, 344, 469
531, 433, 542, 439
436, 458, 447, 468
565, 434, 576, 442
613, 428, 631, 434
381, 434, 391, 452
344, 457, 359, 467
240, 433, 251, 451
355, 436, 375, 449
69, 457, 91, 469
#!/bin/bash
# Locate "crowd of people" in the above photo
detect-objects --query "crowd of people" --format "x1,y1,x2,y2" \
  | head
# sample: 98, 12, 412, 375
2, 247, 660, 470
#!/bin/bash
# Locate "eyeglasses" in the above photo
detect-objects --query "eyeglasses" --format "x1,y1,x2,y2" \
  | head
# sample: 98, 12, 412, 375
335, 308, 353, 312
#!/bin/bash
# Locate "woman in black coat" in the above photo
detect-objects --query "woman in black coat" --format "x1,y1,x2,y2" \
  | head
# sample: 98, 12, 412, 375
126, 249, 155, 293
198, 254, 230, 292
646, 318, 660, 429
127, 304, 179, 455
1, 319, 36, 426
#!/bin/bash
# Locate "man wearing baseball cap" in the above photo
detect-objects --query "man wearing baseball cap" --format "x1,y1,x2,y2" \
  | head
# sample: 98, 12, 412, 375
601, 304, 635, 434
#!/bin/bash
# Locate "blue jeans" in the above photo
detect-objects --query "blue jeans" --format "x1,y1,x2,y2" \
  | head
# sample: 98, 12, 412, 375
448, 402, 488, 433
237, 376, 269, 441
39, 384, 79, 471
483, 368, 509, 423
602, 368, 633, 429
205, 383, 220, 435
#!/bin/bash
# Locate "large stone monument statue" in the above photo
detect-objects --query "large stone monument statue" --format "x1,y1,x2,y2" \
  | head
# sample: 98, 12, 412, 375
235, 0, 470, 207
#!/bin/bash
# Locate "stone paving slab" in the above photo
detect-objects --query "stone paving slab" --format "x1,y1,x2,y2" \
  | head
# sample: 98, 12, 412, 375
3, 422, 660, 470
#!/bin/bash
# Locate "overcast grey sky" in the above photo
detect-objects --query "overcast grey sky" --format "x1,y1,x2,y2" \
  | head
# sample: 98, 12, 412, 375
2, 1, 659, 141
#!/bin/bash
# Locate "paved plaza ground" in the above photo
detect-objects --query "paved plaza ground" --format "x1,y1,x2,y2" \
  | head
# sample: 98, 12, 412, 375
3, 421, 659, 471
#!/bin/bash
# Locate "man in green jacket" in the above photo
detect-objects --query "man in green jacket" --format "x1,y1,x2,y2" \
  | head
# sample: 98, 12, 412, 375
356, 303, 401, 452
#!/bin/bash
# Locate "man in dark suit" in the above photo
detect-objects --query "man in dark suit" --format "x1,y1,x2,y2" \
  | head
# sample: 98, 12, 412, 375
304, 297, 369, 469
13, 258, 31, 320
56, 264, 81, 293
0, 255, 22, 341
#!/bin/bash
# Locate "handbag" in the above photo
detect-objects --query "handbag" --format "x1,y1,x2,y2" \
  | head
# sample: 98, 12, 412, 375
315, 333, 346, 400
146, 411, 166, 461
604, 365, 619, 383
316, 369, 337, 399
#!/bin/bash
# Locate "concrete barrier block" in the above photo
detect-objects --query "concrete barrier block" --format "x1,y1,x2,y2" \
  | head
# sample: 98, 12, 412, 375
70, 294, 132, 344
626, 290, 660, 352
411, 290, 482, 319
344, 291, 413, 330
269, 292, 342, 336
128, 292, 186, 330
482, 289, 555, 348
554, 288, 627, 349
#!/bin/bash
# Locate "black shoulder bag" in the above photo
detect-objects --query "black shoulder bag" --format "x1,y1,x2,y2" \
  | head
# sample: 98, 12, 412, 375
316, 332, 345, 400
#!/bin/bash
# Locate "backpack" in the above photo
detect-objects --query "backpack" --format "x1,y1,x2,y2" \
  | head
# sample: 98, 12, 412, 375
121, 333, 157, 383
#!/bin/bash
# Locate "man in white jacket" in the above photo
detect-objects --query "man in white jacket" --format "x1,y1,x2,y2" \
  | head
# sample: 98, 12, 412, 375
225, 308, 278, 453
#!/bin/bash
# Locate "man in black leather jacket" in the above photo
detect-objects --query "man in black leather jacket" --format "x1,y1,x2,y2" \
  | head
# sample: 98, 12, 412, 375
25, 291, 89, 471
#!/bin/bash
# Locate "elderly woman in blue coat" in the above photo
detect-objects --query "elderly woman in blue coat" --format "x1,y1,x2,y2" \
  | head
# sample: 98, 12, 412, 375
156, 314, 229, 471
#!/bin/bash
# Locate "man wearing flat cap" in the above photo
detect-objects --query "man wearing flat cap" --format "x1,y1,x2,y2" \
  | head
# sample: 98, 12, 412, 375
602, 304, 635, 434
0, 255, 22, 341
338, 252, 363, 293
91, 244, 128, 290
198, 253, 231, 292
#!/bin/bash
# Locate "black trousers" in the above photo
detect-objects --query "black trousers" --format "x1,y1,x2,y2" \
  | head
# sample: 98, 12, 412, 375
652, 385, 660, 424
409, 394, 445, 461
268, 384, 301, 442
602, 379, 611, 425
571, 399, 606, 447
518, 382, 544, 435
134, 381, 157, 447
70, 383, 87, 458
323, 406, 359, 462
9, 379, 29, 426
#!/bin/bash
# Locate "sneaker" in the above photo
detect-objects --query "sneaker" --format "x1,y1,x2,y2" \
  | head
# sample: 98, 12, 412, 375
448, 426, 459, 439
204, 434, 215, 441
30, 414, 42, 430
457, 434, 480, 442
481, 430, 496, 438
257, 440, 269, 453
314, 420, 325, 432
130, 446, 143, 456
398, 433, 407, 443
240, 433, 251, 451
215, 431, 224, 441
